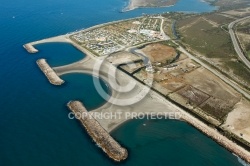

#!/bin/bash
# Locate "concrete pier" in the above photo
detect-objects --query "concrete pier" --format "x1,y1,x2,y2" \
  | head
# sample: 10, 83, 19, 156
67, 101, 128, 162
36, 59, 64, 85
23, 44, 38, 53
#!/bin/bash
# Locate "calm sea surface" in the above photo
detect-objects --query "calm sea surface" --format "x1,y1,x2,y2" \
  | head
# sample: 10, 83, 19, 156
0, 0, 244, 165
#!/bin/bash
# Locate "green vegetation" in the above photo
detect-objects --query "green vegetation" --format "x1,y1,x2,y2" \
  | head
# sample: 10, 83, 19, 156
204, 13, 234, 24
237, 21, 250, 60
178, 19, 235, 58
160, 40, 178, 48
176, 12, 250, 88
224, 60, 250, 81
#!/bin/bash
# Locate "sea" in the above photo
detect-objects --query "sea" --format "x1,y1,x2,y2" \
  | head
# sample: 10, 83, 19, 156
0, 0, 247, 165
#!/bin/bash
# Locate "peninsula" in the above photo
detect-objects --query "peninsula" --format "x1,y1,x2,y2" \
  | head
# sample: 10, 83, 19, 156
125, 0, 178, 11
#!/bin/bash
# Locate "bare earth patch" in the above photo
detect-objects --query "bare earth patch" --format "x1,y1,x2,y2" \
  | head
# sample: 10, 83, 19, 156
177, 85, 210, 107
107, 51, 142, 66
222, 98, 250, 142
141, 43, 177, 64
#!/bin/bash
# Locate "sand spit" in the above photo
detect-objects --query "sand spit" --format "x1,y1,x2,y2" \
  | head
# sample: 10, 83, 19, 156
67, 101, 128, 162
23, 44, 38, 53
36, 59, 64, 85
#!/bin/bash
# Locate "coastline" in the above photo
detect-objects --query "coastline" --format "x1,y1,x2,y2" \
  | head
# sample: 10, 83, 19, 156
23, 19, 250, 164
123, 0, 177, 12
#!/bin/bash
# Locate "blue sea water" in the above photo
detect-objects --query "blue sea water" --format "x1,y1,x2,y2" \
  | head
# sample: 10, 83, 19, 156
0, 0, 243, 165
111, 119, 242, 166
35, 43, 85, 66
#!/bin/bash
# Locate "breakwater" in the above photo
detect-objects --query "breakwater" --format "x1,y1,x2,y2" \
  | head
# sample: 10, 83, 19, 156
36, 59, 65, 85
118, 64, 250, 164
182, 114, 250, 164
67, 101, 128, 162
23, 44, 38, 53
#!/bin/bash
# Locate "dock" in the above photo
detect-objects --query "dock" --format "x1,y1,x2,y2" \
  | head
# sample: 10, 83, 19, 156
36, 59, 65, 85
67, 101, 128, 162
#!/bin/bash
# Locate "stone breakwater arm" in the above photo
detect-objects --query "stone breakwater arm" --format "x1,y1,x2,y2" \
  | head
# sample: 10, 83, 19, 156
67, 101, 128, 162
182, 114, 250, 163
23, 44, 38, 53
36, 59, 65, 85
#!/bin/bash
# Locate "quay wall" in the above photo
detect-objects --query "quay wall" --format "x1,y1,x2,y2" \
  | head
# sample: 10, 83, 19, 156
67, 101, 128, 162
36, 59, 65, 85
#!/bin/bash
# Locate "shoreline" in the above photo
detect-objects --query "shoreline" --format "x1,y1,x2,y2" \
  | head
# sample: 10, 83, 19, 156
122, 5, 175, 13
181, 114, 250, 163
123, 0, 177, 12
123, 2, 175, 12
23, 18, 250, 164
122, 0, 220, 13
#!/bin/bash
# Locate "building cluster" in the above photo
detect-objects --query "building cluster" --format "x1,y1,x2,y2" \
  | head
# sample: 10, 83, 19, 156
70, 17, 165, 56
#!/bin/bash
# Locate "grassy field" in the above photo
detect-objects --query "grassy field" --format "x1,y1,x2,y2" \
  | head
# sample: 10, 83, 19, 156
224, 60, 250, 80
177, 18, 235, 58
176, 12, 250, 87
237, 20, 250, 59
203, 13, 235, 24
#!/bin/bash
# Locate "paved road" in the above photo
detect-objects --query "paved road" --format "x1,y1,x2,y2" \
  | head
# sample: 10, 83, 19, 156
228, 16, 250, 69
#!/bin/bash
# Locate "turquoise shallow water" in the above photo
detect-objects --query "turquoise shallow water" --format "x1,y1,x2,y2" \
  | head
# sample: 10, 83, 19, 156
0, 0, 244, 165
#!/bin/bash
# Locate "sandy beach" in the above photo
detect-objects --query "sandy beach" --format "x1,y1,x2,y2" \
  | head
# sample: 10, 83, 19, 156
24, 32, 250, 164
56, 49, 250, 163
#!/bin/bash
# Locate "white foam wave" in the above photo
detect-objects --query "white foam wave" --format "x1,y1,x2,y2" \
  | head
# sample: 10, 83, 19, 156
233, 154, 250, 166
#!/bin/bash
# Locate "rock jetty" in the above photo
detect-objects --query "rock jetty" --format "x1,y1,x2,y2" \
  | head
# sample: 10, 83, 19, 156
36, 59, 64, 85
67, 101, 128, 162
182, 114, 250, 163
23, 44, 38, 53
